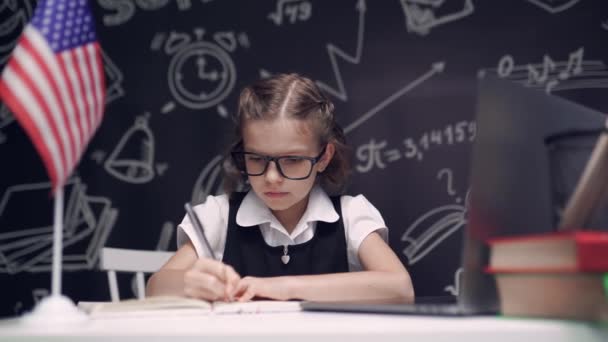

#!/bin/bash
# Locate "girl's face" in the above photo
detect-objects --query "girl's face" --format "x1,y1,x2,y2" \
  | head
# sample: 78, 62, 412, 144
241, 117, 333, 217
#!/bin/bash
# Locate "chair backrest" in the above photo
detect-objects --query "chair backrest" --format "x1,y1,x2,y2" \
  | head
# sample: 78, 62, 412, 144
99, 247, 173, 301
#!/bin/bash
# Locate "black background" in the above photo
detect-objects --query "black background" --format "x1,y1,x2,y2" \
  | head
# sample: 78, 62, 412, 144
1, 0, 608, 317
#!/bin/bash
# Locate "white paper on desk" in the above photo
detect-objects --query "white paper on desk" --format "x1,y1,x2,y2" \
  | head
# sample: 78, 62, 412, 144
78, 296, 301, 318
212, 300, 301, 314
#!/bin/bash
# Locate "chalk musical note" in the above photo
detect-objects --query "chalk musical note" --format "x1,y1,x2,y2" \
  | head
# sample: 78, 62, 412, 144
527, 55, 556, 85
487, 47, 608, 93
558, 47, 583, 80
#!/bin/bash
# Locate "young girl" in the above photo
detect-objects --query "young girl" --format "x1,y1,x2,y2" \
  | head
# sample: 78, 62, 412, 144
147, 73, 414, 303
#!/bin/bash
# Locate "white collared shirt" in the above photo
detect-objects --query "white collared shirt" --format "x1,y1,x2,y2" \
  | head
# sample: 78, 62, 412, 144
177, 186, 388, 271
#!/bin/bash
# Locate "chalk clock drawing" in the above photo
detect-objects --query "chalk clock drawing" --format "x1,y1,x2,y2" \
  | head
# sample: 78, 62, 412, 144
152, 29, 248, 118
168, 40, 235, 110
268, 0, 312, 26
401, 168, 469, 265
524, 0, 581, 14
0, 0, 34, 64
0, 178, 117, 274
399, 0, 474, 36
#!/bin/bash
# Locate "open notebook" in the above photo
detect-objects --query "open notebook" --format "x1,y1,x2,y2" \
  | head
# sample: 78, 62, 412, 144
78, 296, 302, 318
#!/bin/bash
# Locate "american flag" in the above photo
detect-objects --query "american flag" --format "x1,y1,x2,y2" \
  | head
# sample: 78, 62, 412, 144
0, 0, 105, 189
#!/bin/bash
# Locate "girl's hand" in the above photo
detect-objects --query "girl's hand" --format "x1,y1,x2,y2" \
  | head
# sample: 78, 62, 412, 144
233, 276, 291, 302
183, 258, 241, 301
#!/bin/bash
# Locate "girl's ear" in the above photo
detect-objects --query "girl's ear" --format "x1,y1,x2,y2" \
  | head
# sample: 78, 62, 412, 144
320, 143, 335, 172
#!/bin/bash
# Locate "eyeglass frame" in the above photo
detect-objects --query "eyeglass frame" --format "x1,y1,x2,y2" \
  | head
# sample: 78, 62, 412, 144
231, 145, 327, 180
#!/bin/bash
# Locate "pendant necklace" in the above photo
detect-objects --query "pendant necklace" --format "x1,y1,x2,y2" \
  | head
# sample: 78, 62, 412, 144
281, 245, 290, 264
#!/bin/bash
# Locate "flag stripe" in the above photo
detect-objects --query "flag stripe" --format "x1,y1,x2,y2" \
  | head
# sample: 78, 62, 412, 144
72, 48, 95, 142
79, 46, 98, 133
19, 32, 77, 168
0, 68, 64, 184
24, 27, 84, 161
87, 43, 104, 127
56, 55, 86, 149
60, 51, 90, 142
72, 48, 94, 139
7, 54, 70, 179
89, 43, 105, 126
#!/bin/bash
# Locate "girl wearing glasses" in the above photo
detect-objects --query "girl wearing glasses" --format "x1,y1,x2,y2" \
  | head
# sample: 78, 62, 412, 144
147, 73, 414, 303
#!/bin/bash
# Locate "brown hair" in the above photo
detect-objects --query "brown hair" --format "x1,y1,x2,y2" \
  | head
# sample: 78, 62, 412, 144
222, 73, 351, 195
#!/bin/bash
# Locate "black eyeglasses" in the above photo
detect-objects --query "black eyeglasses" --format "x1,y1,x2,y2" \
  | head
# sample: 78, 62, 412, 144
231, 146, 327, 180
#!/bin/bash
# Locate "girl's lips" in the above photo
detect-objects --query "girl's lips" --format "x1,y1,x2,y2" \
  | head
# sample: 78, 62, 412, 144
264, 192, 288, 198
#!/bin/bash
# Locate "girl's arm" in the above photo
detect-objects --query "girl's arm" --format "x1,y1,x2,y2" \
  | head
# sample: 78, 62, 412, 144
146, 241, 241, 300
234, 232, 414, 303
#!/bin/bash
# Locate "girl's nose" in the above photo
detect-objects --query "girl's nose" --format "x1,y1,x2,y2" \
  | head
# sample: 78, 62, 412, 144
264, 161, 284, 184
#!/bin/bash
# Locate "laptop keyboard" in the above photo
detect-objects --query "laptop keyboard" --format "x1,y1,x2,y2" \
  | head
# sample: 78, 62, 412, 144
401, 303, 463, 315
301, 302, 466, 316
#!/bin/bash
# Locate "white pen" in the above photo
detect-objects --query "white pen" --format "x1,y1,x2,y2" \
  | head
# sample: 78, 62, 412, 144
184, 202, 218, 261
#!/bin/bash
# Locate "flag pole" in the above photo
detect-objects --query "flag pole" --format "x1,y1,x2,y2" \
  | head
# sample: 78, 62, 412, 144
21, 184, 88, 325
51, 185, 63, 296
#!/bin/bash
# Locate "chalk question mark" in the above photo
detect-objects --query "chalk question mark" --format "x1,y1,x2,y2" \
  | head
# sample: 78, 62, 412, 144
437, 168, 461, 203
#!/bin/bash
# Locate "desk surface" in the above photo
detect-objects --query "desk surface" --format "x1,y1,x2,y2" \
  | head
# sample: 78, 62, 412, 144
1, 311, 608, 342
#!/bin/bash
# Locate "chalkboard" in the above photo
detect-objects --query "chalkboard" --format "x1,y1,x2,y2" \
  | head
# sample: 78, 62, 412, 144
1, 0, 608, 317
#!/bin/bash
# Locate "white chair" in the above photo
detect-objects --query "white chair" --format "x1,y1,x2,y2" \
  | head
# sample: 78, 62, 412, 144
99, 247, 173, 302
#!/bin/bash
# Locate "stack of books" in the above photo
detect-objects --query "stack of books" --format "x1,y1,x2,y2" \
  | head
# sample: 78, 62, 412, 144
486, 231, 608, 321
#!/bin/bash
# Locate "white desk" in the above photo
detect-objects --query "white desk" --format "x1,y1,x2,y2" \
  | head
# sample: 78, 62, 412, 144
0, 311, 607, 341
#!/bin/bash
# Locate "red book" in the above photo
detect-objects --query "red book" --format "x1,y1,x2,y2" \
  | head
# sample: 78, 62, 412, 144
486, 231, 608, 273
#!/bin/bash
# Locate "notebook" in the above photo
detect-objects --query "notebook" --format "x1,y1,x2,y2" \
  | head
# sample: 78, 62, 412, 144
79, 296, 301, 318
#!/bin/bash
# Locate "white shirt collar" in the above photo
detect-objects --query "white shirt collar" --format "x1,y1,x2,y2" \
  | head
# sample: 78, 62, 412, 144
236, 186, 340, 231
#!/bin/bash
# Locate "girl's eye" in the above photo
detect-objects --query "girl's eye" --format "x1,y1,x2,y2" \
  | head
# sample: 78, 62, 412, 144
282, 157, 303, 165
246, 155, 264, 162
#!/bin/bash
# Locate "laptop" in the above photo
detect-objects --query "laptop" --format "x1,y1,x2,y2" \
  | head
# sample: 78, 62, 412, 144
302, 76, 608, 316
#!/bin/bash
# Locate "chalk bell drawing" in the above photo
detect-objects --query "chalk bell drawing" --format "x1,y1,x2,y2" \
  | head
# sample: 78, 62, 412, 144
104, 114, 156, 184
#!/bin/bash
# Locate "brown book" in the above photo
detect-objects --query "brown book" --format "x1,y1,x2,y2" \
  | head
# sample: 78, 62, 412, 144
493, 272, 608, 321
486, 231, 608, 273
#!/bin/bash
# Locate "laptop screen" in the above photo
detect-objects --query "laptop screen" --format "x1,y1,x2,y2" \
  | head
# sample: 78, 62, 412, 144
459, 76, 607, 313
